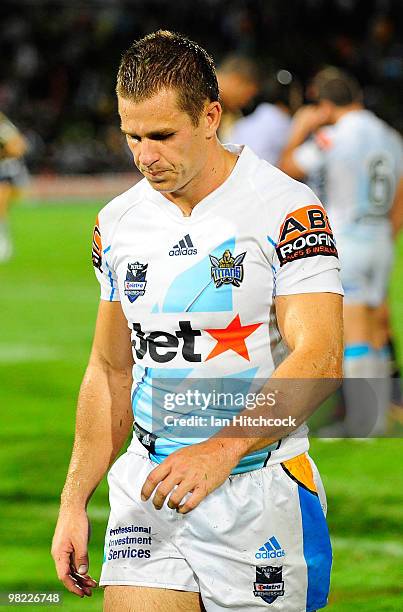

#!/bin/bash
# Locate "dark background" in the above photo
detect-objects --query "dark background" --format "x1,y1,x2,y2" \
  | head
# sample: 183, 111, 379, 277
0, 3, 402, 610
1, 0, 402, 174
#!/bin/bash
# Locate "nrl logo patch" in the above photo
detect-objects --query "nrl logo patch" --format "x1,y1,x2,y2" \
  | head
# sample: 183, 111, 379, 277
253, 565, 285, 605
124, 262, 148, 303
209, 249, 246, 288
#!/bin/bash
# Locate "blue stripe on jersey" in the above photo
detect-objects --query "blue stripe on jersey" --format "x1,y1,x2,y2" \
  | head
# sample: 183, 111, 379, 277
103, 245, 111, 254
132, 365, 280, 473
107, 270, 115, 301
132, 366, 149, 423
267, 235, 277, 247
223, 367, 259, 380
231, 448, 277, 474
162, 238, 235, 313
104, 258, 116, 301
148, 441, 279, 474
271, 263, 277, 296
344, 343, 372, 359
298, 485, 332, 611
132, 365, 193, 430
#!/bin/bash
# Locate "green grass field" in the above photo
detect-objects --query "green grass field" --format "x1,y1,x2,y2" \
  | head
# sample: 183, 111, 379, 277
0, 201, 402, 611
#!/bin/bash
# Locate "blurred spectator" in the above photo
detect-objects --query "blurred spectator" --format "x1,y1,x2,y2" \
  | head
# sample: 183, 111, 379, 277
227, 71, 303, 165
0, 0, 401, 174
216, 55, 260, 142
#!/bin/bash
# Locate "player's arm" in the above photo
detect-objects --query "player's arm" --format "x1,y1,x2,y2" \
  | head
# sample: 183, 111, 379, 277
390, 176, 403, 238
279, 105, 330, 179
224, 291, 343, 455
141, 292, 343, 514
51, 300, 133, 597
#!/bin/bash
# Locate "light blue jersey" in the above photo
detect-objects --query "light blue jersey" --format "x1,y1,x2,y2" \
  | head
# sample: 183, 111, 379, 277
93, 145, 342, 473
295, 110, 403, 236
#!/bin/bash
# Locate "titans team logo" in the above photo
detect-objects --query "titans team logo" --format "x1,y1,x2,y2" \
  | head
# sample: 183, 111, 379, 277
124, 262, 148, 303
209, 249, 246, 288
253, 566, 285, 605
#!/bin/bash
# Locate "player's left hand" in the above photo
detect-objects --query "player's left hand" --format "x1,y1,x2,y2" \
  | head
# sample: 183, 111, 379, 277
140, 439, 239, 514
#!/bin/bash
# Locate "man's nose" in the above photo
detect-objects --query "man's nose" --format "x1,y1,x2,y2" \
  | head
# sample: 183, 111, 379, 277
138, 140, 160, 168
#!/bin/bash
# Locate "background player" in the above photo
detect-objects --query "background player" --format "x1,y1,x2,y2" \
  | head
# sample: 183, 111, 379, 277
280, 67, 403, 436
228, 71, 302, 165
0, 111, 28, 262
51, 31, 343, 611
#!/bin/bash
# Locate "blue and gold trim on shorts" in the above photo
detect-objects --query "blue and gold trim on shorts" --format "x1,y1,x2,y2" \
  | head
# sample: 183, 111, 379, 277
282, 454, 332, 612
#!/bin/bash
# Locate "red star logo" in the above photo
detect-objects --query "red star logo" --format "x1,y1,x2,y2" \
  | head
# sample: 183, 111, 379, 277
204, 314, 262, 361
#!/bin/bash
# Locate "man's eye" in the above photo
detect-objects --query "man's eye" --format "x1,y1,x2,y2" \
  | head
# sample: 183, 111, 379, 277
128, 135, 140, 143
154, 133, 174, 141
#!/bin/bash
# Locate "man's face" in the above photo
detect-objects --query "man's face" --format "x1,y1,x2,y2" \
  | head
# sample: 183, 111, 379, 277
218, 73, 258, 111
118, 89, 214, 195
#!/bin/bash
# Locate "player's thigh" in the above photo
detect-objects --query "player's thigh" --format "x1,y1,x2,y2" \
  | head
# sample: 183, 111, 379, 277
103, 585, 205, 612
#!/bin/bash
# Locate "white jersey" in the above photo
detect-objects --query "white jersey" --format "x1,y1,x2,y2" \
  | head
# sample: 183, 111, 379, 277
93, 145, 342, 474
228, 103, 292, 165
294, 110, 403, 235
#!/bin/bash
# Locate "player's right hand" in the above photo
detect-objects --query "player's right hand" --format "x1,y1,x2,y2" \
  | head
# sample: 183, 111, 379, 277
292, 104, 332, 134
51, 508, 98, 597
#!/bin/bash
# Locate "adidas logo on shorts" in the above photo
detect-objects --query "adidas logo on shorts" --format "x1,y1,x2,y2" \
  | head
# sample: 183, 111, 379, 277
169, 234, 197, 256
255, 536, 286, 559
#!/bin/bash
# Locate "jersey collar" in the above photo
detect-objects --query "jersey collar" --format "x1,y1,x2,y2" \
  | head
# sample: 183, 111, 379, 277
145, 144, 257, 223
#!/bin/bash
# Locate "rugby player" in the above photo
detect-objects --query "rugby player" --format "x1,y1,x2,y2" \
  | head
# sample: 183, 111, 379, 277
0, 111, 28, 261
52, 32, 343, 611
280, 68, 403, 436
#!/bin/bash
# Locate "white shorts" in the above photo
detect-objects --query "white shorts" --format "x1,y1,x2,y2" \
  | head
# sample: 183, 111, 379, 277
336, 226, 393, 307
99, 438, 332, 611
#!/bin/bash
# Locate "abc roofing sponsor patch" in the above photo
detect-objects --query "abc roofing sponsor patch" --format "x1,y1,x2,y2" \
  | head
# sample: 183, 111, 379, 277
276, 205, 338, 267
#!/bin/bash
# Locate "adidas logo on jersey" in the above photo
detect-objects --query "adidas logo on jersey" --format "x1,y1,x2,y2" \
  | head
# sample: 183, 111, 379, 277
255, 537, 286, 559
169, 234, 197, 256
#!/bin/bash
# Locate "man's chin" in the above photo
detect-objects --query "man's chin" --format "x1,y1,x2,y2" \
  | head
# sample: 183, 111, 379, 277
146, 177, 176, 192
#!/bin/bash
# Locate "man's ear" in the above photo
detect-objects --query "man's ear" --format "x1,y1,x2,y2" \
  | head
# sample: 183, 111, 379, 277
204, 100, 222, 139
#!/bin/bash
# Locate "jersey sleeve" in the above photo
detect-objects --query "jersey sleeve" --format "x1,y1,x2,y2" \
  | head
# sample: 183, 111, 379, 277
272, 189, 343, 297
92, 214, 120, 302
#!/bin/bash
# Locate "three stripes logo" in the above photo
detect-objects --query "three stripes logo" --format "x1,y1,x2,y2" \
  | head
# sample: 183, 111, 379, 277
255, 536, 285, 559
169, 234, 197, 256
